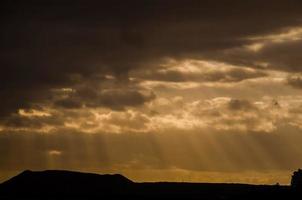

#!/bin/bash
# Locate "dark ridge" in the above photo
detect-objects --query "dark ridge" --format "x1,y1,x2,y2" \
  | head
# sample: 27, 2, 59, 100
0, 170, 133, 199
0, 170, 300, 200
2, 169, 132, 185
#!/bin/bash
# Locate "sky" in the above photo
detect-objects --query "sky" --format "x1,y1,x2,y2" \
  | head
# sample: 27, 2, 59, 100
1, 0, 302, 184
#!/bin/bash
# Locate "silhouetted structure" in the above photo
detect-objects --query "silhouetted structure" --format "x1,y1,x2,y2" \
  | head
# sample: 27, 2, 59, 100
291, 169, 302, 190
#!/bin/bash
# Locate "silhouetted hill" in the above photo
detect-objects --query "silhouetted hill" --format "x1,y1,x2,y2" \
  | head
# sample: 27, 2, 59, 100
0, 170, 299, 200
0, 170, 133, 199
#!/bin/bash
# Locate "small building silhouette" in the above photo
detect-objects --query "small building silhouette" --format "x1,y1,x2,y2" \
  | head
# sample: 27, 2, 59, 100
291, 169, 302, 189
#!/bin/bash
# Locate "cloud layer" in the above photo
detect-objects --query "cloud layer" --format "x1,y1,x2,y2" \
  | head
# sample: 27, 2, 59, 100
2, 0, 302, 117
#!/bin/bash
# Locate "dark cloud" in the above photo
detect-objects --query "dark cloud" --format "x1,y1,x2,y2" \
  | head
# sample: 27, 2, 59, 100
1, 0, 302, 117
287, 74, 302, 89
54, 88, 156, 110
54, 98, 83, 109
228, 99, 257, 111
208, 37, 302, 74
3, 115, 45, 129
95, 90, 156, 109
132, 67, 267, 83
2, 112, 64, 129
253, 40, 302, 72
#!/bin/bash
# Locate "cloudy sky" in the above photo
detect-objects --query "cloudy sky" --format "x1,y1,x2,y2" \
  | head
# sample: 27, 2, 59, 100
1, 0, 302, 184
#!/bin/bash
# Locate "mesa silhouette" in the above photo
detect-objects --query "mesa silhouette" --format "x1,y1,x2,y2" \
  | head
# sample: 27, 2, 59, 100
0, 170, 300, 200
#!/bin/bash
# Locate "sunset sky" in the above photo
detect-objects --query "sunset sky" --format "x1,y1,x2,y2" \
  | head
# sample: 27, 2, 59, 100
1, 0, 302, 184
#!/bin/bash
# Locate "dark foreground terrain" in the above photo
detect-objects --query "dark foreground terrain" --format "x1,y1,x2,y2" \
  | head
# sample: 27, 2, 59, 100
0, 170, 300, 200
